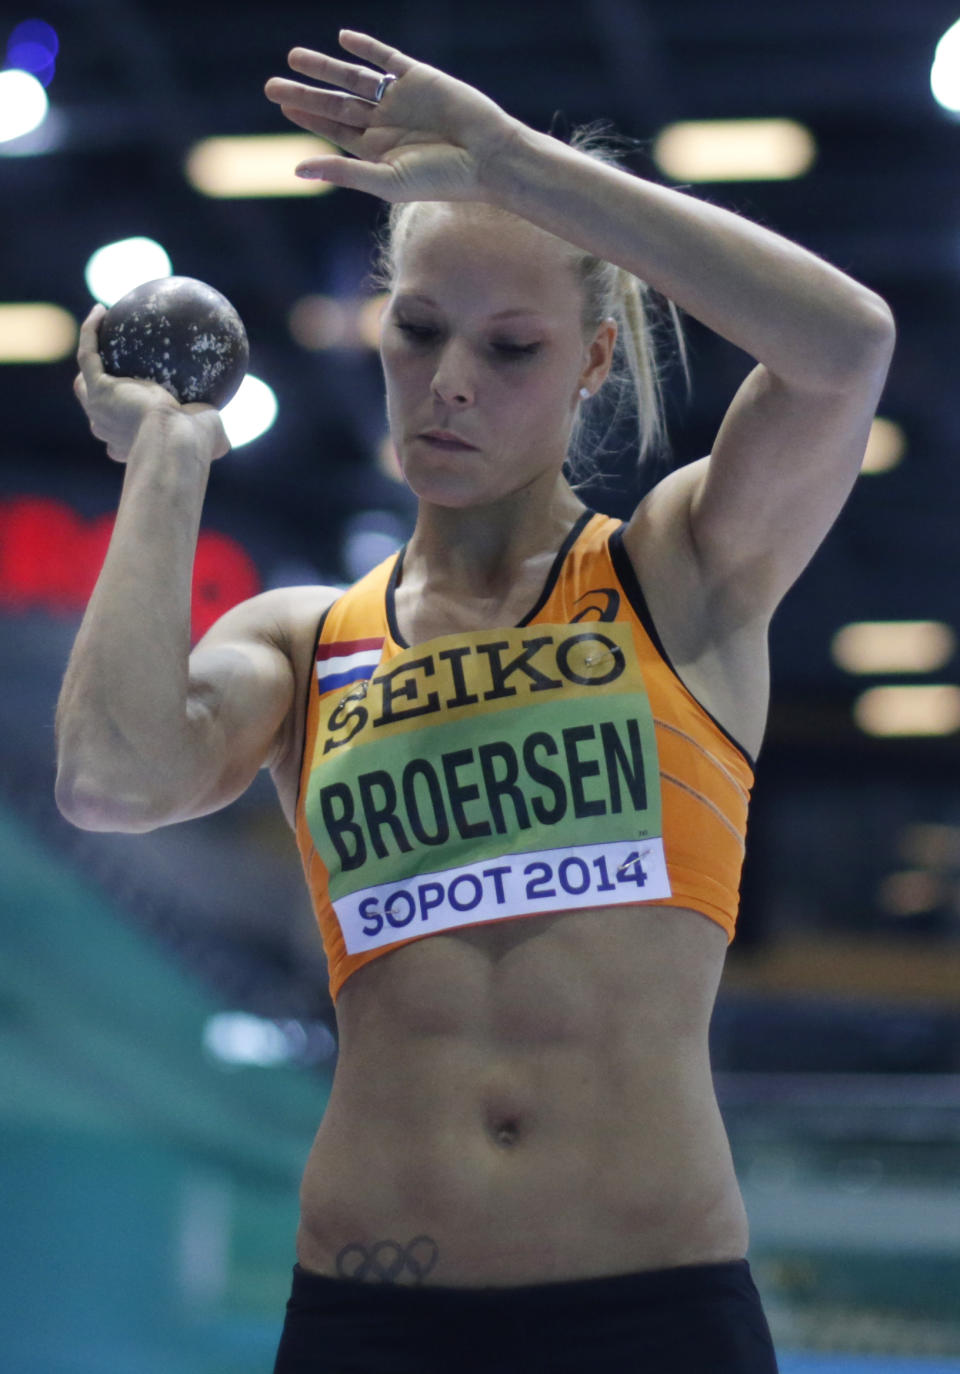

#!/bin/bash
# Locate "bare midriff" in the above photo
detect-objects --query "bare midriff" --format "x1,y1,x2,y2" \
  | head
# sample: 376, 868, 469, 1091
293, 900, 749, 1288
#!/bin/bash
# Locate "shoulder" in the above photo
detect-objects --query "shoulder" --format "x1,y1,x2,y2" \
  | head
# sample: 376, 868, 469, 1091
193, 584, 342, 772
619, 461, 771, 759
196, 584, 343, 822
197, 583, 342, 661
229, 584, 344, 739
620, 460, 713, 638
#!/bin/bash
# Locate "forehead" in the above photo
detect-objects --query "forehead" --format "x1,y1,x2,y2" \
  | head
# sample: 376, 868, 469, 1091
392, 205, 580, 317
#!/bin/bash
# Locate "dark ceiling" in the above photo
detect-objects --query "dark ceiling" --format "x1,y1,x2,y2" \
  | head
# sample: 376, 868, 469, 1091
3, 0, 960, 1022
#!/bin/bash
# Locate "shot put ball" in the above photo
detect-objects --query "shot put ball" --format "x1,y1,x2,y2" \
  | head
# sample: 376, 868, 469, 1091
98, 276, 249, 408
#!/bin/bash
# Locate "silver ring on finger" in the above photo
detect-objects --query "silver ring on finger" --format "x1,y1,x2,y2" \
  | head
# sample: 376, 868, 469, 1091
372, 72, 397, 103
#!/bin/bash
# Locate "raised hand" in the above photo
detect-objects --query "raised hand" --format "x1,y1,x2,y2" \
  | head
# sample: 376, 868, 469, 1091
74, 306, 229, 464
264, 30, 521, 203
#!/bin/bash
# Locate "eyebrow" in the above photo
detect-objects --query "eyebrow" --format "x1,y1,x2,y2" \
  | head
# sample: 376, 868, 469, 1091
393, 293, 546, 321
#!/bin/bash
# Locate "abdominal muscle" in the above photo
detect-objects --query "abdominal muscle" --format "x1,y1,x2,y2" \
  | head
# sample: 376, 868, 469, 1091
294, 899, 749, 1288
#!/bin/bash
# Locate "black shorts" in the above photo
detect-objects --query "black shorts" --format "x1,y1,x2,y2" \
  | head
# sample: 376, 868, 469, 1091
272, 1257, 779, 1373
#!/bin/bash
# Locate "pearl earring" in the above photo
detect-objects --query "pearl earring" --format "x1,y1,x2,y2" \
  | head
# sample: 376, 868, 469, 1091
579, 387, 590, 400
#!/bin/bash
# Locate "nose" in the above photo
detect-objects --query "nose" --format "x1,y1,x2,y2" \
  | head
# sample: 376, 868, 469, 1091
431, 340, 475, 407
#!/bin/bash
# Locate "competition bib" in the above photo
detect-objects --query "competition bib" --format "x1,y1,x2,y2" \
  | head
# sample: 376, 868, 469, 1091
304, 623, 670, 953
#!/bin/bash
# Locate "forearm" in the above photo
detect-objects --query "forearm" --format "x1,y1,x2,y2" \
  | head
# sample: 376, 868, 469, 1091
486, 124, 894, 388
56, 411, 214, 829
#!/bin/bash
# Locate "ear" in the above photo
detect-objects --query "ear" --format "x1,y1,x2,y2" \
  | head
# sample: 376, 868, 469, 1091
579, 316, 618, 398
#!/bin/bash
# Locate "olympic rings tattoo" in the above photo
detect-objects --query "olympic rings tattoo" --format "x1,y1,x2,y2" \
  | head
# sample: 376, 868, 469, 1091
335, 1234, 440, 1285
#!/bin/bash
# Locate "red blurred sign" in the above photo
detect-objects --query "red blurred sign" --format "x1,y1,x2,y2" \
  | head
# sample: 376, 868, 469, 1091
0, 496, 261, 640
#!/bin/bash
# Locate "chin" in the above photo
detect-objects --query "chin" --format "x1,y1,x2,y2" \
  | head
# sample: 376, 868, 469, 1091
401, 460, 494, 509
407, 479, 490, 510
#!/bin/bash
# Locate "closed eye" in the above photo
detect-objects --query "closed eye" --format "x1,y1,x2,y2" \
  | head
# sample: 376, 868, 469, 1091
395, 322, 437, 341
493, 342, 540, 357
395, 321, 540, 359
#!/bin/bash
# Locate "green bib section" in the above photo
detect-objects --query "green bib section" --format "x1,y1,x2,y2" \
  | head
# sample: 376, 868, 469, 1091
305, 622, 663, 902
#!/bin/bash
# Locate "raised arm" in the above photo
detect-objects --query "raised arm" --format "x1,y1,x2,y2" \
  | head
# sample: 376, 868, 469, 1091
487, 128, 895, 617
266, 31, 895, 619
55, 308, 310, 833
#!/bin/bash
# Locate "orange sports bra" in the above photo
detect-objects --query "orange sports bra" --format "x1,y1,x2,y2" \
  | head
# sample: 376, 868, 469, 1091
295, 511, 755, 1004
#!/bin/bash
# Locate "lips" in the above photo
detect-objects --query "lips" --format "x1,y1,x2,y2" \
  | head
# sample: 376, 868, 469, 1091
418, 430, 478, 450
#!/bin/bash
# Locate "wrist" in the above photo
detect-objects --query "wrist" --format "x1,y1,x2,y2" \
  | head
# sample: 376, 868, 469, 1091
477, 118, 542, 206
479, 121, 563, 215
128, 406, 223, 472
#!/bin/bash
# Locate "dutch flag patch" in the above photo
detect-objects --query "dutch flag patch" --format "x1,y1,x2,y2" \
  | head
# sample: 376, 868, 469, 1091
315, 637, 385, 695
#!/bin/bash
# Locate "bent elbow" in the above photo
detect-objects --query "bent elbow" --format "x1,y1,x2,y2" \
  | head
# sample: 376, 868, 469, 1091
846, 291, 896, 379
805, 294, 895, 396
54, 766, 167, 833
861, 292, 896, 356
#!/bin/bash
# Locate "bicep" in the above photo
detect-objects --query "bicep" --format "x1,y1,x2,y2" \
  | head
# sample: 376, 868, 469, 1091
179, 595, 298, 819
687, 345, 893, 614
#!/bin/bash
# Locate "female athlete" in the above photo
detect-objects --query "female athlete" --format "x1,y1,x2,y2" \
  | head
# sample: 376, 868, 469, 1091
56, 28, 895, 1374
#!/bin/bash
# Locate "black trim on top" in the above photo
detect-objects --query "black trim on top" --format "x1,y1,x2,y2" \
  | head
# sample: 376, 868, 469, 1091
608, 524, 757, 772
386, 508, 597, 648
518, 509, 596, 626
294, 601, 334, 817
384, 545, 406, 647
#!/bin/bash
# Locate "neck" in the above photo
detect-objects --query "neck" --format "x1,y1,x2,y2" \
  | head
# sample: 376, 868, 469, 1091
404, 477, 588, 599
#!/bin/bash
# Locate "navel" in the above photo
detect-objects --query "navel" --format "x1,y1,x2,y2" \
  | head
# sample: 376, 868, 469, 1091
489, 1116, 521, 1148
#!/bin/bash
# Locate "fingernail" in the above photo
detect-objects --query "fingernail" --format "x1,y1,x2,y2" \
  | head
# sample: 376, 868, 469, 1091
296, 166, 324, 179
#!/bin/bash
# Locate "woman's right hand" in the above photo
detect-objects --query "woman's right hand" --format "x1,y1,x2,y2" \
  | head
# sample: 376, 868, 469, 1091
73, 304, 230, 464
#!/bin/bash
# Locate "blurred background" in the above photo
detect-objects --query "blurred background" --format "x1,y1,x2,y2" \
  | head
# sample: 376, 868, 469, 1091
2, 1, 959, 1370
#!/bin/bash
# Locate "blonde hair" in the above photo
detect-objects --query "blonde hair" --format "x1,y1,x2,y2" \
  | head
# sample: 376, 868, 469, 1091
562, 123, 689, 483
372, 121, 687, 485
